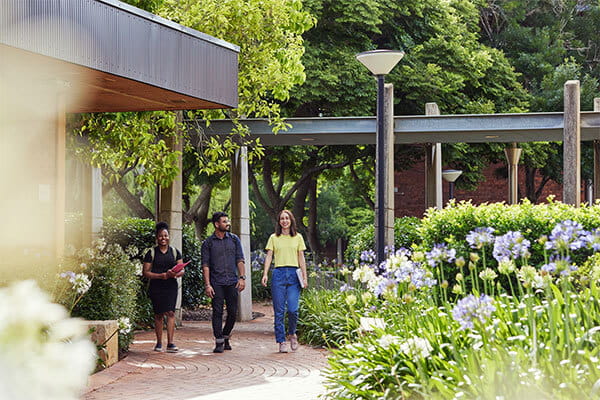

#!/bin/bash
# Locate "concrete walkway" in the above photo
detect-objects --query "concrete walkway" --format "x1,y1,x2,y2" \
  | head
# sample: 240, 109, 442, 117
83, 303, 330, 400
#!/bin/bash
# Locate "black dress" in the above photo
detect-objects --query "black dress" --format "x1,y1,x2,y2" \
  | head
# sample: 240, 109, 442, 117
144, 246, 182, 314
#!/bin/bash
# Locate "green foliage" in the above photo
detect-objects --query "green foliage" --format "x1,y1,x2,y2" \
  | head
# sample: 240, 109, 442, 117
307, 204, 600, 398
101, 217, 208, 311
418, 200, 600, 270
297, 289, 364, 347
71, 112, 181, 189
286, 0, 529, 117
345, 217, 422, 262
65, 241, 139, 352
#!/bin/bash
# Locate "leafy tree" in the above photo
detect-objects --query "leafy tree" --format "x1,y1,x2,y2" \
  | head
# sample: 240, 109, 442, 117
479, 1, 600, 200
71, 0, 314, 237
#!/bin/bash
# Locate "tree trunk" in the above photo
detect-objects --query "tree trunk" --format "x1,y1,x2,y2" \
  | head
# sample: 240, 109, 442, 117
103, 178, 154, 219
306, 176, 321, 262
184, 184, 213, 239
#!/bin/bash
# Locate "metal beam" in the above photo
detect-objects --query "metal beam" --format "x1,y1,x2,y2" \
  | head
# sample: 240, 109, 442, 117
196, 112, 600, 146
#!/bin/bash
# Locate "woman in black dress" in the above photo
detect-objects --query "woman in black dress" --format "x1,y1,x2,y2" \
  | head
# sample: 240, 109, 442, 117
143, 222, 184, 352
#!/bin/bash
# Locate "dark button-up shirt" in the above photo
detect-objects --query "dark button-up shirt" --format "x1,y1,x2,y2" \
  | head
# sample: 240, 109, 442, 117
201, 232, 244, 286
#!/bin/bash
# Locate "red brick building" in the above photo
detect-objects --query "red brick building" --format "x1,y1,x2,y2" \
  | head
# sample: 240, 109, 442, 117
394, 159, 566, 218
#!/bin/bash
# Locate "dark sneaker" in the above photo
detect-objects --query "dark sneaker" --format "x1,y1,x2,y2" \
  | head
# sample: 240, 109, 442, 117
224, 339, 232, 351
213, 342, 225, 353
166, 343, 178, 353
154, 343, 162, 352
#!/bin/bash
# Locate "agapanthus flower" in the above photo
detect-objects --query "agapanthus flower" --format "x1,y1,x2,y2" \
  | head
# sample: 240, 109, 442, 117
399, 337, 433, 360
479, 268, 498, 281
493, 231, 531, 262
0, 280, 96, 399
497, 259, 516, 274
546, 220, 587, 252
584, 228, 600, 252
452, 294, 495, 330
466, 227, 495, 249
426, 244, 456, 267
378, 334, 400, 349
517, 265, 545, 288
540, 255, 578, 277
360, 249, 377, 264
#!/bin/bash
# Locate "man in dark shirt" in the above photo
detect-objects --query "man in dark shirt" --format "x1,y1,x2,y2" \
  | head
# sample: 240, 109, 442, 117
201, 211, 246, 353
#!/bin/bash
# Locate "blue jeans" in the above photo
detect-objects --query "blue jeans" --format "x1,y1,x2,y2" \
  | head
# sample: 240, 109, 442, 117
271, 267, 301, 343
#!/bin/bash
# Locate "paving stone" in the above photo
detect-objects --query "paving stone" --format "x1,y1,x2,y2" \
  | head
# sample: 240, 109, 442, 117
83, 303, 329, 400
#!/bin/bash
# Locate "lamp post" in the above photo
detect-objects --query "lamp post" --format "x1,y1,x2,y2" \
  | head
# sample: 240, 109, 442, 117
442, 169, 462, 201
356, 49, 404, 264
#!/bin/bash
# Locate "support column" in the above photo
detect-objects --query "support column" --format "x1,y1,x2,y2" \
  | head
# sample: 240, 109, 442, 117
593, 98, 600, 202
374, 83, 395, 253
424, 103, 442, 210
504, 143, 522, 205
159, 112, 184, 322
231, 146, 252, 322
55, 94, 66, 259
563, 80, 581, 207
82, 166, 103, 247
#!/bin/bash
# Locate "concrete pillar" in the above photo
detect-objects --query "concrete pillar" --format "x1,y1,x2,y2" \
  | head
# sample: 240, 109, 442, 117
374, 83, 395, 253
504, 143, 522, 205
82, 166, 103, 247
563, 80, 581, 206
231, 146, 253, 321
159, 112, 184, 321
424, 103, 443, 210
55, 94, 66, 259
593, 98, 600, 201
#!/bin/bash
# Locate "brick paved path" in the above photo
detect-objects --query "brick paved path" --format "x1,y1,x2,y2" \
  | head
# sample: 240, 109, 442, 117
83, 303, 330, 400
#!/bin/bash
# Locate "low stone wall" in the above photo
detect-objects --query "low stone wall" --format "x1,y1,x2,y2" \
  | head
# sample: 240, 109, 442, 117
85, 320, 119, 370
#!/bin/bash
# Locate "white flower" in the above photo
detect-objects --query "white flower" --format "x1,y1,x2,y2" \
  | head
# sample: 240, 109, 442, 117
352, 265, 376, 283
378, 334, 400, 349
0, 280, 96, 400
117, 317, 132, 334
399, 337, 433, 360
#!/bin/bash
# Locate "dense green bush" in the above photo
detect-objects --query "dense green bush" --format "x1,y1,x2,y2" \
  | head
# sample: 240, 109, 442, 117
418, 200, 600, 290
345, 216, 422, 262
63, 241, 139, 352
101, 217, 207, 312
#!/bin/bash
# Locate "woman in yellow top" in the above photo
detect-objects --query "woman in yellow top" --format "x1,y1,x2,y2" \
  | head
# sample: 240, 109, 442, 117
261, 209, 308, 353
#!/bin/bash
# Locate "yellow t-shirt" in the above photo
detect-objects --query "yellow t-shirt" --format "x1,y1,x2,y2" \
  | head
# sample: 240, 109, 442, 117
265, 233, 306, 267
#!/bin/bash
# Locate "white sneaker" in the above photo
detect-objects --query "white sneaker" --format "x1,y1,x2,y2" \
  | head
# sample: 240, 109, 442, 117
289, 334, 299, 351
279, 342, 288, 353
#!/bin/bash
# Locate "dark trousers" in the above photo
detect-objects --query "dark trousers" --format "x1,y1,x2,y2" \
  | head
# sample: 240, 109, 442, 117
211, 284, 238, 340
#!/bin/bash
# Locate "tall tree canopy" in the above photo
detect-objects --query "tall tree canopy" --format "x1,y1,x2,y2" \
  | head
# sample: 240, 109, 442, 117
70, 0, 314, 234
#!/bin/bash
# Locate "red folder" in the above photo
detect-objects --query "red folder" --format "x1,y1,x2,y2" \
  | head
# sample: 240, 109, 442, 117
172, 261, 190, 273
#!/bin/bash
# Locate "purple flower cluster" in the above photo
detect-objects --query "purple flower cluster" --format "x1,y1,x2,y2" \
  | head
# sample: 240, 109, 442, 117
492, 231, 531, 262
466, 227, 495, 249
425, 244, 456, 268
391, 262, 437, 289
584, 228, 600, 251
360, 249, 377, 264
546, 220, 587, 252
452, 294, 496, 330
540, 255, 578, 276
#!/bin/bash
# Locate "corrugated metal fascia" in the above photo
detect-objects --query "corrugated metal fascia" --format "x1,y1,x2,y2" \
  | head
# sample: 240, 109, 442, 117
0, 0, 238, 108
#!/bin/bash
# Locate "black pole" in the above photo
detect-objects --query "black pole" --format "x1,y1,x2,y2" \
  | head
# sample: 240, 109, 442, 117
376, 74, 385, 264
449, 181, 455, 200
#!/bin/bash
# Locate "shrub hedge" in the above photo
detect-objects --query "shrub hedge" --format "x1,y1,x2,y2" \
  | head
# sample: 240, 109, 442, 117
345, 216, 422, 262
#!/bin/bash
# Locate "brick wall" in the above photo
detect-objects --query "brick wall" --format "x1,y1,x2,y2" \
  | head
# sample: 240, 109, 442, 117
394, 159, 579, 218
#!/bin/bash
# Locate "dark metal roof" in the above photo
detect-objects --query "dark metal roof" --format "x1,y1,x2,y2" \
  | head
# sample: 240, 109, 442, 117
197, 112, 600, 145
0, 0, 239, 112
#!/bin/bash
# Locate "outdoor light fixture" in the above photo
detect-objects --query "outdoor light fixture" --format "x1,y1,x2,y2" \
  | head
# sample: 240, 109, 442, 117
356, 49, 404, 264
442, 169, 463, 200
